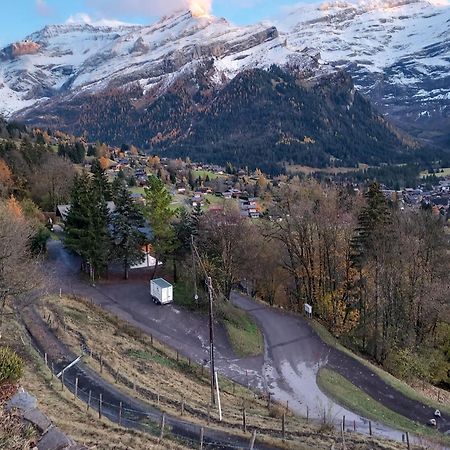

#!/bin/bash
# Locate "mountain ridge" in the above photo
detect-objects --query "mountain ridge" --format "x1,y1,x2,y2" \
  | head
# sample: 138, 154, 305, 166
0, 1, 446, 170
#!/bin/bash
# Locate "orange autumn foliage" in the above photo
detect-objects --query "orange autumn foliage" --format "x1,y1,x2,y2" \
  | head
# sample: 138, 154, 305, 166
0, 160, 12, 185
6, 196, 23, 219
98, 156, 110, 170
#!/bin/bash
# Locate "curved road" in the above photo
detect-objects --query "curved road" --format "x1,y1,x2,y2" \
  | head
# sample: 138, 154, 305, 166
45, 239, 449, 442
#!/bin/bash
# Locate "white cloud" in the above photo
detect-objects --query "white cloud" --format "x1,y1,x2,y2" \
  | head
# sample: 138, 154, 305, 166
66, 12, 94, 24
36, 0, 52, 16
65, 12, 136, 27
85, 0, 192, 18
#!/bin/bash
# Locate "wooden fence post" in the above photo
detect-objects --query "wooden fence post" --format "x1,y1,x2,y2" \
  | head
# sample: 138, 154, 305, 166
51, 362, 54, 380
369, 421, 372, 436
199, 427, 204, 450
243, 408, 247, 433
249, 430, 257, 450
61, 372, 64, 391
306, 405, 309, 423
353, 420, 356, 432
74, 377, 78, 400
159, 413, 165, 442
342, 415, 345, 431
119, 402, 123, 426
406, 432, 410, 450
99, 394, 103, 419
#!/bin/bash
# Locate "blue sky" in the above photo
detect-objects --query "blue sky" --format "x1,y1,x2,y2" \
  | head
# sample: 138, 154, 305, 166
0, 0, 303, 47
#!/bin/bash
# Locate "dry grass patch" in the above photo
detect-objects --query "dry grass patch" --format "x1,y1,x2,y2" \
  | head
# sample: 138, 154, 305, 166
0, 409, 37, 450
1, 309, 189, 450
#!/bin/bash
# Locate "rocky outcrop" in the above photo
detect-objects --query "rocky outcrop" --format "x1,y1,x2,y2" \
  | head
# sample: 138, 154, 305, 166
130, 37, 149, 54
11, 41, 41, 57
6, 388, 87, 450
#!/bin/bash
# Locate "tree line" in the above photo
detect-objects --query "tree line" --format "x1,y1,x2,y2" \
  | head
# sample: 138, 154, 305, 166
174, 180, 450, 388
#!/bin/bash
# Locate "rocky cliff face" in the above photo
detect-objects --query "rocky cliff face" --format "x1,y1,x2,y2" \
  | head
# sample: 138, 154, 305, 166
0, 11, 327, 119
279, 0, 450, 147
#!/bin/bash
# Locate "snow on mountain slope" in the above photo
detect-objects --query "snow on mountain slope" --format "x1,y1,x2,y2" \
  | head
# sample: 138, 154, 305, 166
1, 1, 447, 146
278, 0, 450, 143
0, 11, 327, 119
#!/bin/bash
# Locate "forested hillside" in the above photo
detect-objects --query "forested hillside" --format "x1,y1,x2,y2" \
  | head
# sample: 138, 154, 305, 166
19, 67, 418, 174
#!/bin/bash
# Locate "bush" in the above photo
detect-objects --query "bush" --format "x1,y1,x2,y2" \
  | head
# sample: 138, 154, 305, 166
0, 347, 24, 385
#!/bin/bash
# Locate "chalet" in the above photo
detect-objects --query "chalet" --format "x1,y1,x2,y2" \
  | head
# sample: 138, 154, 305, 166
56, 201, 116, 221
191, 193, 205, 207
239, 197, 260, 219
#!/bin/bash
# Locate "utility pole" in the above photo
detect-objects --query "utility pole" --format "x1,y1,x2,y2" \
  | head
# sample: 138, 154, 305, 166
191, 235, 198, 305
207, 276, 216, 405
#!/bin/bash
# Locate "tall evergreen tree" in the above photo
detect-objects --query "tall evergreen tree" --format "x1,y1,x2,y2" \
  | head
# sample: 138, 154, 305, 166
350, 182, 392, 359
144, 175, 176, 279
64, 173, 92, 267
351, 182, 391, 268
65, 171, 111, 283
91, 158, 112, 201
111, 181, 146, 279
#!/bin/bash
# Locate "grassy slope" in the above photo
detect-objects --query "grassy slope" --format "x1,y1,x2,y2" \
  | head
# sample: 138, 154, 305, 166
220, 302, 264, 358
317, 368, 450, 446
311, 320, 450, 417
192, 170, 219, 180
30, 295, 413, 449
2, 313, 188, 450
174, 281, 264, 358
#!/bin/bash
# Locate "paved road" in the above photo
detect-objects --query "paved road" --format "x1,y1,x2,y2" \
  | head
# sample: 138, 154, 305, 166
21, 305, 274, 450
46, 239, 450, 442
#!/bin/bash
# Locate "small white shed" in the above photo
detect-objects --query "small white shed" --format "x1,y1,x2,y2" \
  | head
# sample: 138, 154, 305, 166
150, 278, 173, 305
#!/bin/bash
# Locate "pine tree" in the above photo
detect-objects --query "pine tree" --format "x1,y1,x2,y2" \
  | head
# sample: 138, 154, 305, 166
111, 181, 146, 279
351, 182, 391, 268
65, 171, 111, 283
91, 158, 112, 201
88, 183, 111, 282
65, 173, 91, 259
144, 175, 176, 279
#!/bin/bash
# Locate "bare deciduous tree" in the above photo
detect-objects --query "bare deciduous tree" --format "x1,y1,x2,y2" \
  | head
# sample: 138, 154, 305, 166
30, 154, 75, 211
0, 201, 44, 339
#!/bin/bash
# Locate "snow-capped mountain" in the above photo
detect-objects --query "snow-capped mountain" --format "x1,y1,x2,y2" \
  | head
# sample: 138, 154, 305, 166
0, 1, 445, 169
0, 11, 326, 119
278, 0, 450, 145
